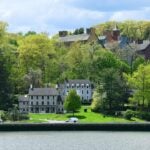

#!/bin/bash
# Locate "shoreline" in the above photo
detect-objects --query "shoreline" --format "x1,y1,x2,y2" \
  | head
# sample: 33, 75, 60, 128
0, 123, 150, 131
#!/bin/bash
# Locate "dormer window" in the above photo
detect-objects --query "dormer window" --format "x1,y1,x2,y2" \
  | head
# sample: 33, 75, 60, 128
67, 83, 69, 88
72, 84, 74, 88
76, 83, 79, 88
81, 84, 84, 88
86, 84, 89, 88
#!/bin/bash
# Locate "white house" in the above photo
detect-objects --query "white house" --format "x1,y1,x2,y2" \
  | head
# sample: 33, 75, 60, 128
58, 79, 93, 104
19, 88, 63, 114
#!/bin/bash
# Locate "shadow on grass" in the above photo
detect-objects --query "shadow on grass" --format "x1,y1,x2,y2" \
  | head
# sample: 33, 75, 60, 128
66, 115, 86, 120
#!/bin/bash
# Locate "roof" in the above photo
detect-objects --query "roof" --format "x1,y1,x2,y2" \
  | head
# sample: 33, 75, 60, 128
59, 34, 90, 42
29, 88, 59, 96
129, 40, 150, 51
18, 95, 28, 101
98, 36, 106, 40
66, 79, 91, 85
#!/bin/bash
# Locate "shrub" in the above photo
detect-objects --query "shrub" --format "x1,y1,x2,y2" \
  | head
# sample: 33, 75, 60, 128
124, 110, 134, 120
136, 111, 150, 121
1, 111, 9, 121
19, 114, 29, 120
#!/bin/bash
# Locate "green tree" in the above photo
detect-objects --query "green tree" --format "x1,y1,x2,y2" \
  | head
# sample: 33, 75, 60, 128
91, 88, 105, 112
24, 68, 42, 88
125, 64, 150, 110
64, 90, 81, 116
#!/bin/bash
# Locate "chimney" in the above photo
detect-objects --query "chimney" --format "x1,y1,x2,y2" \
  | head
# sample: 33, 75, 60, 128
30, 84, 33, 90
59, 31, 68, 37
86, 27, 95, 35
112, 25, 120, 41
104, 29, 113, 42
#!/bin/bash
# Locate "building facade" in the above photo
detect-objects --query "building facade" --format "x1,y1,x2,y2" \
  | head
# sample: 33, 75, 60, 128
19, 88, 63, 114
59, 28, 98, 46
58, 79, 93, 104
19, 79, 94, 113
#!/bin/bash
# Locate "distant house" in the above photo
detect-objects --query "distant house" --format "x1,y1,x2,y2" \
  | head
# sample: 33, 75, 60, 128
59, 28, 98, 45
136, 41, 150, 59
98, 26, 150, 60
98, 26, 121, 46
58, 79, 93, 104
19, 88, 63, 114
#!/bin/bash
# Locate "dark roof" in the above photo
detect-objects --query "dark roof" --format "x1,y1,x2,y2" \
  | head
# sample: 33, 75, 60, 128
66, 79, 91, 85
18, 95, 28, 101
59, 34, 90, 42
29, 88, 58, 96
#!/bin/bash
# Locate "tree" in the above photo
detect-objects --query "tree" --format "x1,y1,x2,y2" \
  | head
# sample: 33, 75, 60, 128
64, 90, 81, 116
91, 88, 105, 112
0, 22, 14, 110
18, 34, 55, 82
125, 64, 150, 110
24, 68, 42, 88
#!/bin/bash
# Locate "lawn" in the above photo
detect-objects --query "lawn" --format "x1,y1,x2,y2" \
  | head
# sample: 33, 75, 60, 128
26, 106, 144, 123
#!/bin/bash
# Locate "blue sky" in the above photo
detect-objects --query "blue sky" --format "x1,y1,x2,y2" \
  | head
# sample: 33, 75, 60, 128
0, 0, 150, 35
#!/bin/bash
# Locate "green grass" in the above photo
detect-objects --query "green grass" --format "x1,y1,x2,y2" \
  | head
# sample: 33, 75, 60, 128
24, 106, 144, 123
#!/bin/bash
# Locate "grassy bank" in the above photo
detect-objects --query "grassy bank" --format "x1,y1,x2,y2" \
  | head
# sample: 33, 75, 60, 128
25, 106, 143, 123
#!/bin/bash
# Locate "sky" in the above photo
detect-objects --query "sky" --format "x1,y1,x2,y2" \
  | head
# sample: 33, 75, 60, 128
0, 0, 150, 36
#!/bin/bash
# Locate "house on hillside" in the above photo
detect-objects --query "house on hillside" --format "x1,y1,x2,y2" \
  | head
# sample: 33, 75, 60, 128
19, 87, 63, 114
57, 79, 93, 104
136, 41, 150, 59
98, 25, 150, 60
98, 26, 121, 46
59, 28, 98, 45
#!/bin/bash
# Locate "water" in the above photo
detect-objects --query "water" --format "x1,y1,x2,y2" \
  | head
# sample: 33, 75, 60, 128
0, 131, 150, 150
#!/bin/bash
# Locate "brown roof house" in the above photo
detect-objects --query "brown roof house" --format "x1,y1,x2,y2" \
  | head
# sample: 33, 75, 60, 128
59, 28, 98, 46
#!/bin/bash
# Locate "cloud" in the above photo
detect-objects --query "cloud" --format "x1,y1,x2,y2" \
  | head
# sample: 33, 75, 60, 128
0, 0, 106, 35
0, 0, 149, 35
110, 7, 150, 21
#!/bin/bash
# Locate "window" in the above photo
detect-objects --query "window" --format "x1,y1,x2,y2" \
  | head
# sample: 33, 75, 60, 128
42, 108, 44, 111
23, 102, 25, 105
36, 101, 38, 105
87, 84, 89, 88
82, 90, 83, 94
81, 84, 84, 88
47, 96, 49, 99
87, 90, 89, 94
42, 101, 44, 105
36, 96, 38, 99
72, 84, 74, 88
31, 108, 33, 112
31, 101, 33, 105
42, 96, 44, 99
53, 101, 55, 105
31, 96, 33, 99
47, 101, 49, 105
53, 96, 55, 100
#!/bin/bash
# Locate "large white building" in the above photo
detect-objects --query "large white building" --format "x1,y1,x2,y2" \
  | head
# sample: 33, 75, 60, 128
58, 79, 93, 104
19, 88, 63, 114
19, 79, 93, 113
